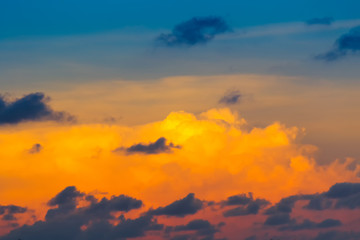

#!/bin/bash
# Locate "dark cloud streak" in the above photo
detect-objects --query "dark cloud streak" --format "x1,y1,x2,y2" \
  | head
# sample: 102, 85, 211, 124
156, 16, 231, 47
316, 26, 360, 61
0, 92, 75, 125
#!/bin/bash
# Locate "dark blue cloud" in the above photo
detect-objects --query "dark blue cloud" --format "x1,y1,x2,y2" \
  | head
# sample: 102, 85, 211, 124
279, 218, 342, 231
115, 137, 181, 155
0, 93, 75, 125
222, 193, 270, 217
325, 182, 360, 198
264, 213, 293, 226
156, 16, 231, 47
313, 230, 360, 240
316, 26, 360, 61
219, 90, 242, 105
0, 186, 151, 240
28, 143, 43, 154
0, 205, 27, 222
149, 193, 203, 217
306, 17, 333, 26
168, 219, 221, 239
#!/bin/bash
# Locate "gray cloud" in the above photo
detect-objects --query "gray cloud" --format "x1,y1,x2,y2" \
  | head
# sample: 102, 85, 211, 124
0, 186, 151, 240
264, 213, 293, 226
279, 218, 342, 231
316, 26, 360, 61
222, 193, 270, 217
149, 193, 203, 217
28, 143, 43, 154
0, 205, 27, 222
313, 230, 360, 240
115, 137, 181, 155
167, 219, 221, 239
156, 16, 231, 47
218, 90, 242, 105
0, 92, 75, 125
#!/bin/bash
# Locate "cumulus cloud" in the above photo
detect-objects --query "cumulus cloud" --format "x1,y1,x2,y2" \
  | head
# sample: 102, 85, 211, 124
115, 137, 181, 155
156, 16, 231, 47
218, 90, 242, 105
306, 17, 334, 26
0, 186, 151, 240
149, 193, 203, 217
316, 26, 360, 61
0, 92, 75, 124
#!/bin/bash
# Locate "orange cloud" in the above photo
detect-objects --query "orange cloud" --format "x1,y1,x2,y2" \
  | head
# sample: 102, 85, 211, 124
0, 108, 358, 222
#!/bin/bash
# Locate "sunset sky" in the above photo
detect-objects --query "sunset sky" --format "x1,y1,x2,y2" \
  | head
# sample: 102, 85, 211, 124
1, 1, 360, 239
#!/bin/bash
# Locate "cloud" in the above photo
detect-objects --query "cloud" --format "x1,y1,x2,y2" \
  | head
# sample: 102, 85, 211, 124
0, 186, 153, 240
84, 195, 143, 219
28, 143, 43, 154
156, 16, 231, 47
0, 92, 75, 124
265, 195, 302, 215
0, 205, 27, 222
168, 219, 220, 239
218, 90, 242, 105
222, 193, 270, 217
279, 218, 342, 231
313, 230, 360, 240
264, 213, 293, 226
115, 137, 181, 155
325, 182, 360, 198
316, 26, 360, 61
46, 186, 85, 220
149, 193, 203, 217
306, 17, 334, 26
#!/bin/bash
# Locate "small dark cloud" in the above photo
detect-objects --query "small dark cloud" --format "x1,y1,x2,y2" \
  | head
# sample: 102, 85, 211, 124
306, 17, 334, 26
219, 90, 242, 105
222, 193, 270, 217
0, 92, 75, 125
223, 199, 269, 217
0, 205, 27, 221
303, 194, 333, 210
325, 182, 360, 198
149, 193, 203, 217
115, 137, 181, 155
317, 219, 342, 228
313, 230, 360, 240
223, 193, 253, 206
156, 16, 231, 47
264, 213, 293, 226
169, 219, 219, 239
316, 26, 360, 61
279, 218, 342, 231
85, 195, 143, 219
46, 186, 85, 220
28, 143, 43, 154
265, 195, 301, 215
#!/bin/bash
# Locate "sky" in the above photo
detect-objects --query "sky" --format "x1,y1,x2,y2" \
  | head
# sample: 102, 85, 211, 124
0, 1, 360, 239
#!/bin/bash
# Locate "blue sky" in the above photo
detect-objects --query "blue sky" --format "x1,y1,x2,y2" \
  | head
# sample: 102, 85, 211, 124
1, 0, 360, 40
1, 0, 360, 85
